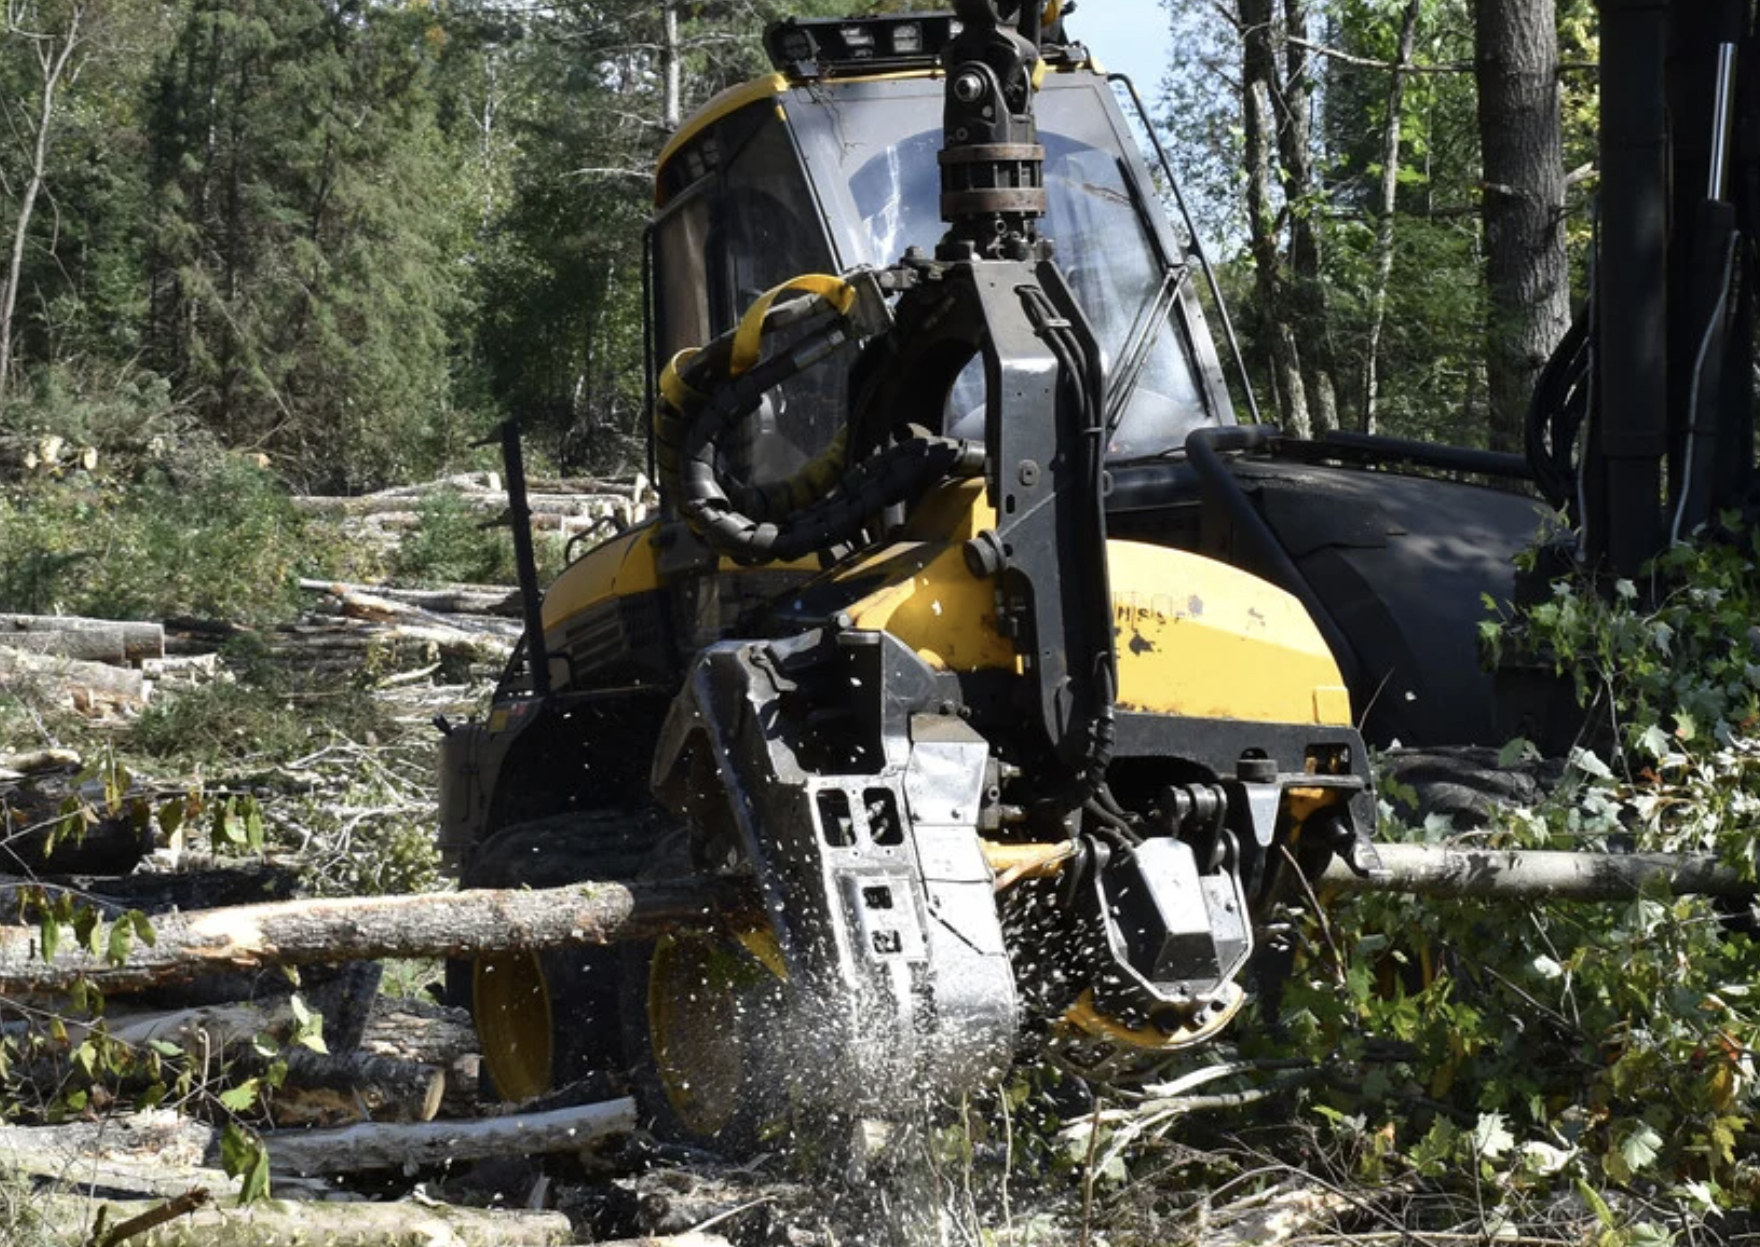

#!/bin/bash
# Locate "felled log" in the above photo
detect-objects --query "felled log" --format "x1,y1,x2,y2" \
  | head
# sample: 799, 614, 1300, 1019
263, 1048, 447, 1126
68, 860, 304, 915
0, 862, 302, 926
1320, 844, 1753, 901
263, 1096, 636, 1173
360, 997, 479, 1066
0, 615, 165, 664
0, 644, 148, 713
0, 876, 741, 993
0, 805, 154, 877
298, 579, 521, 616
37, 1194, 574, 1247
0, 747, 81, 776
291, 492, 625, 519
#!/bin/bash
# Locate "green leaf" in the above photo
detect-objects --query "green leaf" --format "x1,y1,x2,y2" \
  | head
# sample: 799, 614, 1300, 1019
72, 1041, 98, 1079
106, 919, 133, 966
1577, 1179, 1616, 1228
221, 1123, 272, 1205
1570, 747, 1614, 780
130, 911, 157, 948
1618, 1120, 1664, 1178
218, 1078, 262, 1113
1472, 1111, 1515, 1160
38, 914, 59, 963
73, 907, 101, 957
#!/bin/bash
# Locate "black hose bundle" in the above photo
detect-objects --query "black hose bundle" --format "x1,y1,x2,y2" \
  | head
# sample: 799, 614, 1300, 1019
1526, 303, 1592, 513
653, 275, 984, 564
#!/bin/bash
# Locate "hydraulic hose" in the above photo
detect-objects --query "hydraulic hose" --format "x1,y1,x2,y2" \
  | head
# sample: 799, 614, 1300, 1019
654, 274, 985, 563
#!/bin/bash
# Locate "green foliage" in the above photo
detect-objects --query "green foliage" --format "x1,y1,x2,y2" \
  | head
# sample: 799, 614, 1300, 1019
129, 679, 365, 768
1271, 530, 1760, 1215
0, 454, 306, 623
390, 491, 565, 587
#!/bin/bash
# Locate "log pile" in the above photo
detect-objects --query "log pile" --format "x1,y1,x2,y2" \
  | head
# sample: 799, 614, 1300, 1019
291, 469, 657, 554
0, 613, 167, 715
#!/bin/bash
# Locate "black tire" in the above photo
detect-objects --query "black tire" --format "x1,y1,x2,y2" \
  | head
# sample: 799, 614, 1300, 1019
617, 830, 787, 1154
452, 808, 671, 1103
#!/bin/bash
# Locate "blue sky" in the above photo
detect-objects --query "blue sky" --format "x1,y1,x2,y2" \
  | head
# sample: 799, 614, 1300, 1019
1065, 1, 1171, 96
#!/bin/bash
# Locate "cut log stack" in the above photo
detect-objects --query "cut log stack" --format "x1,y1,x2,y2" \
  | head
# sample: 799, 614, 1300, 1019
291, 469, 657, 556
0, 613, 166, 715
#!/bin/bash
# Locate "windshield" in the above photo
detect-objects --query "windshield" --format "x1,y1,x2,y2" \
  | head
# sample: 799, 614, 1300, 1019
791, 74, 1218, 457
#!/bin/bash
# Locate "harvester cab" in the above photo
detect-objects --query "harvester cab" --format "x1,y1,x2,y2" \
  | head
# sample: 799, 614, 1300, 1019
439, 2, 1546, 1153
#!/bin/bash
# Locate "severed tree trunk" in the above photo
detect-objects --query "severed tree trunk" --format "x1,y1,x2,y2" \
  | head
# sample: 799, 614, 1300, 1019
0, 877, 744, 993
1363, 0, 1424, 433
1472, 0, 1571, 451
1240, 0, 1311, 436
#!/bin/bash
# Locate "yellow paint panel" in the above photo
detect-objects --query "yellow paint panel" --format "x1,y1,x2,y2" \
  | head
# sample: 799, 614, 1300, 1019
834, 486, 1349, 728
839, 481, 1017, 673
1109, 542, 1351, 726
541, 522, 662, 633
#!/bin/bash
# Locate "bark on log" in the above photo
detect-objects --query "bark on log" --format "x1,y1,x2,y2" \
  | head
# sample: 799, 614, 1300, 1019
0, 877, 742, 993
263, 1048, 447, 1125
263, 1096, 636, 1173
37, 1194, 574, 1247
0, 644, 147, 711
1321, 844, 1752, 901
0, 747, 81, 775
64, 861, 304, 915
297, 579, 521, 616
0, 628, 132, 665
360, 998, 479, 1066
0, 809, 154, 877
291, 493, 623, 518
0, 615, 164, 662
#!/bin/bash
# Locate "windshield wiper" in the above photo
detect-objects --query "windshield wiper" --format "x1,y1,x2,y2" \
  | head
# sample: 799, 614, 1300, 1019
1103, 263, 1189, 435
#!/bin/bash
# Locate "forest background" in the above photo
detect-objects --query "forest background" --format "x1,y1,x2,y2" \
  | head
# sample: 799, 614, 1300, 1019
0, 0, 1589, 498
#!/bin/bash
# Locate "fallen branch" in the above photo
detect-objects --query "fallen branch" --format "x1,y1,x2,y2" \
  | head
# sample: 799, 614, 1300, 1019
92, 1186, 210, 1247
262, 1096, 636, 1173
0, 876, 742, 993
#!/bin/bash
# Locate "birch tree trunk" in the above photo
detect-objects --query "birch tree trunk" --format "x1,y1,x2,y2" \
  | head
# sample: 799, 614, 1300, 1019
1472, 0, 1571, 451
0, 1, 84, 406
661, 1, 682, 132
1363, 0, 1423, 434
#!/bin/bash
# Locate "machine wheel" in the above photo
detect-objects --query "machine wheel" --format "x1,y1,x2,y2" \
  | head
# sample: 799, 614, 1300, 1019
618, 830, 788, 1153
454, 809, 663, 1103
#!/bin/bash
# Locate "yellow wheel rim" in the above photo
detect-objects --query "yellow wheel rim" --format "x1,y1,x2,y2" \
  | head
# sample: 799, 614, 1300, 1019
474, 951, 553, 1103
648, 931, 778, 1138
